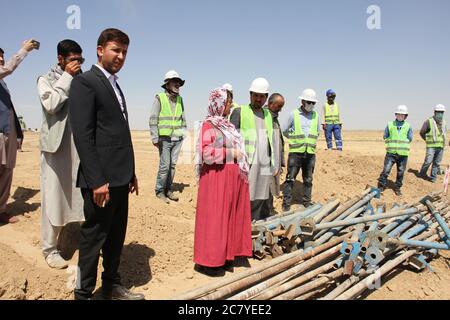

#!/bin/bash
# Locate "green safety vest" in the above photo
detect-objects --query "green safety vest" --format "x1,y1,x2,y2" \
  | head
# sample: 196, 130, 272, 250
425, 118, 445, 148
324, 103, 340, 124
385, 121, 411, 156
289, 110, 319, 154
240, 105, 274, 165
157, 93, 185, 137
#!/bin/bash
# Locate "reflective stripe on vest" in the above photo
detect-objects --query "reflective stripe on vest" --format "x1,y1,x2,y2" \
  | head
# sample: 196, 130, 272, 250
240, 105, 274, 165
426, 118, 445, 148
289, 110, 319, 154
158, 93, 184, 137
324, 103, 340, 124
385, 121, 411, 156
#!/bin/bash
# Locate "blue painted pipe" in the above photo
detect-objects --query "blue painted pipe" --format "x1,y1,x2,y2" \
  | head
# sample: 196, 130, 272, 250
389, 213, 427, 238
424, 200, 450, 242
395, 239, 450, 250
315, 207, 418, 231
400, 218, 436, 240
311, 206, 367, 247
313, 191, 379, 240
368, 206, 384, 232
381, 214, 413, 235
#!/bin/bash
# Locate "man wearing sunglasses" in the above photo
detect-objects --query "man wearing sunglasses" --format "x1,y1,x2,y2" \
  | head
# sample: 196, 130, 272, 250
37, 39, 85, 269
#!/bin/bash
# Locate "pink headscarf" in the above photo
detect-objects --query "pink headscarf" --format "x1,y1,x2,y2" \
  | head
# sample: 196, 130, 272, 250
195, 88, 249, 182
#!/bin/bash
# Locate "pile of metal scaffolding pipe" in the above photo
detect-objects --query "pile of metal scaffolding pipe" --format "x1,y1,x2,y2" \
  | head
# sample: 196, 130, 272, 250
173, 190, 449, 301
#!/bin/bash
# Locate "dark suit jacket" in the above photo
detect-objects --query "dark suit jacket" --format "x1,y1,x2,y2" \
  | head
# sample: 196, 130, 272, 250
0, 83, 24, 140
69, 65, 135, 189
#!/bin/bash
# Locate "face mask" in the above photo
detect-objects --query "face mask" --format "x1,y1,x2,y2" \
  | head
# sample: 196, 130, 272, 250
396, 115, 406, 122
435, 113, 444, 121
304, 102, 315, 112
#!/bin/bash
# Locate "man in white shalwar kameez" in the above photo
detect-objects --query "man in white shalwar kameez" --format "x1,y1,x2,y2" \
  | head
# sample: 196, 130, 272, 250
37, 40, 85, 269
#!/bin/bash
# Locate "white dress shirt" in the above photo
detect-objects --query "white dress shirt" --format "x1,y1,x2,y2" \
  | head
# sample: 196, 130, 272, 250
95, 64, 126, 119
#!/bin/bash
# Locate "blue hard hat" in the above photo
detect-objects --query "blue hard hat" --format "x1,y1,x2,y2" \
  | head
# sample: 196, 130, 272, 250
326, 89, 336, 96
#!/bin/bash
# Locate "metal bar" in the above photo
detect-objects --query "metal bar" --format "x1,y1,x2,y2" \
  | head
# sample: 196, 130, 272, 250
273, 269, 344, 300
320, 270, 369, 300
388, 238, 450, 250
253, 203, 322, 229
313, 199, 340, 223
315, 208, 419, 231
334, 250, 417, 300
226, 243, 343, 301
309, 207, 367, 248
197, 234, 351, 300
425, 199, 450, 240
250, 259, 339, 300
171, 233, 347, 300
368, 205, 384, 232
314, 190, 379, 239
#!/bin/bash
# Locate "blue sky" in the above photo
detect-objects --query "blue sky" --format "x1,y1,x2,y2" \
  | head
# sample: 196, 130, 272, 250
1, 0, 450, 130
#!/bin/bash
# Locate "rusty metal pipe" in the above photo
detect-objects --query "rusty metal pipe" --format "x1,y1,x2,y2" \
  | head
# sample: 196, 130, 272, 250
197, 234, 351, 300
226, 244, 343, 300
274, 268, 344, 300
250, 258, 340, 300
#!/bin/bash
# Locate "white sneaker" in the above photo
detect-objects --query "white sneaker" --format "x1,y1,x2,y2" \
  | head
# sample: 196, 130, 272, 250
45, 251, 69, 269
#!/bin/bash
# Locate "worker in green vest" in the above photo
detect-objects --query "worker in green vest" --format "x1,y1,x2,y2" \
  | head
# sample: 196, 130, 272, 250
322, 89, 343, 150
377, 105, 413, 196
282, 89, 320, 212
229, 78, 275, 221
419, 104, 447, 183
149, 70, 187, 204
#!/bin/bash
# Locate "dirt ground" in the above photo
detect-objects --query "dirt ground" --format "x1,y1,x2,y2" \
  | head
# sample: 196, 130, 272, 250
0, 130, 449, 300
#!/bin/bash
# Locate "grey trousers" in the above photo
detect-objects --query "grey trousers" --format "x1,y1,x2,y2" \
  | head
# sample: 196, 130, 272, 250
0, 166, 13, 212
41, 208, 63, 258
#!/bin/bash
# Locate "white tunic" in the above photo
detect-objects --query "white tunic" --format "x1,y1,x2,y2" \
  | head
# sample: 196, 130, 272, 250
38, 67, 84, 226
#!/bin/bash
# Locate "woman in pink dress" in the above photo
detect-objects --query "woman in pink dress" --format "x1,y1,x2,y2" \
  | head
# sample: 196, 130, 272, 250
194, 88, 252, 276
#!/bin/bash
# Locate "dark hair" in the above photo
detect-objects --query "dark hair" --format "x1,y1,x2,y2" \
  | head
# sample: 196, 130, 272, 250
0, 48, 4, 55
227, 89, 234, 100
57, 40, 82, 57
268, 93, 284, 105
97, 28, 130, 47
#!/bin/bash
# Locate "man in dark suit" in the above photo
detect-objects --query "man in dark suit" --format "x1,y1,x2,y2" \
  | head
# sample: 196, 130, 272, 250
69, 28, 143, 300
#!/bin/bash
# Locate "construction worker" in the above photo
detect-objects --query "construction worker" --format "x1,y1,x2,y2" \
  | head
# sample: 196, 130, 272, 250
419, 104, 447, 182
322, 89, 342, 151
282, 89, 320, 212
149, 70, 187, 204
266, 94, 285, 214
230, 78, 275, 221
377, 105, 413, 196
222, 83, 239, 118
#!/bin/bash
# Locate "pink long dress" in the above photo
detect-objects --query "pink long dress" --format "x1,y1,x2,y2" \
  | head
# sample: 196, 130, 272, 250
194, 121, 252, 267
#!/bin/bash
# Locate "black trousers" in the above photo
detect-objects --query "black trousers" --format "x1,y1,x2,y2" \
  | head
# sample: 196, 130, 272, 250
251, 199, 271, 222
74, 185, 129, 300
282, 153, 316, 207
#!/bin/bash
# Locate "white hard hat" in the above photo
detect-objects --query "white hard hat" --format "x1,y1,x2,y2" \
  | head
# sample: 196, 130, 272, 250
164, 70, 181, 81
222, 83, 233, 92
435, 104, 446, 112
395, 105, 409, 115
249, 78, 270, 94
299, 89, 318, 103
162, 70, 185, 88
